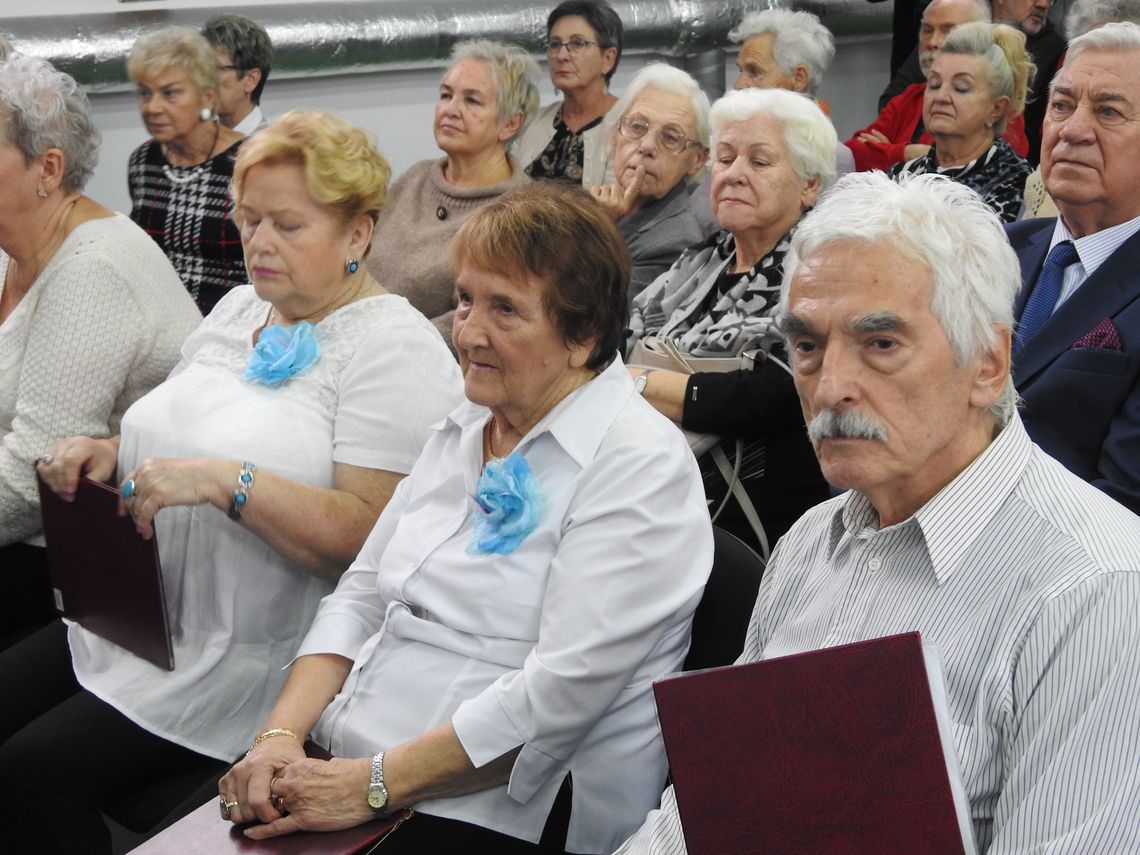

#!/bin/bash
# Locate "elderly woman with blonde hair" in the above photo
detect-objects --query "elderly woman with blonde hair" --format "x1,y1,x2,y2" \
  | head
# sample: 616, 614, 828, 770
889, 22, 1034, 223
367, 39, 539, 346
0, 111, 462, 853
590, 63, 709, 300
127, 26, 249, 313
0, 54, 200, 648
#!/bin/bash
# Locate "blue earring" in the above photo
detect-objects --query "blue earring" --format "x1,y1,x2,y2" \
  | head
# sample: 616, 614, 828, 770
346, 258, 360, 274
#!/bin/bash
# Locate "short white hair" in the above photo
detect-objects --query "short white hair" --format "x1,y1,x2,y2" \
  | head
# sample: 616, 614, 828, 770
728, 9, 836, 95
709, 88, 838, 191
0, 53, 101, 193
1065, 0, 1140, 38
924, 0, 993, 24
778, 171, 1020, 426
449, 39, 540, 140
1063, 19, 1140, 66
608, 62, 711, 148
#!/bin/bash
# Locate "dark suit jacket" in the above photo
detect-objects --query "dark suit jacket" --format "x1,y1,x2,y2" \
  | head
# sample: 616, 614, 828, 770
1007, 217, 1140, 514
619, 181, 704, 307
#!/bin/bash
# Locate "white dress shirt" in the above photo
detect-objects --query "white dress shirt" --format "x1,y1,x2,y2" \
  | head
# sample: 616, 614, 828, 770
233, 105, 266, 136
298, 358, 713, 854
1049, 212, 1140, 310
616, 415, 1140, 854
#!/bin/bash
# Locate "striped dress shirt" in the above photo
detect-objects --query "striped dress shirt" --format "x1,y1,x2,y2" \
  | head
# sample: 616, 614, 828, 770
616, 414, 1140, 854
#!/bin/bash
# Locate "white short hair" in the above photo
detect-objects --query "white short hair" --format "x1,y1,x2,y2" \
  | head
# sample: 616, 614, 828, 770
1064, 19, 1140, 65
728, 9, 836, 95
0, 53, 101, 193
778, 171, 1020, 426
608, 62, 711, 148
709, 88, 838, 191
1065, 0, 1140, 38
449, 39, 540, 140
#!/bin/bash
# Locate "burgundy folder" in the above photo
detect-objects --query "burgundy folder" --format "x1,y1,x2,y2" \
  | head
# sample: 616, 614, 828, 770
36, 473, 174, 671
653, 632, 975, 855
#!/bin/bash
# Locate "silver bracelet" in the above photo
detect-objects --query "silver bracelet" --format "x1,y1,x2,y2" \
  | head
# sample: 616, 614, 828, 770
227, 461, 256, 521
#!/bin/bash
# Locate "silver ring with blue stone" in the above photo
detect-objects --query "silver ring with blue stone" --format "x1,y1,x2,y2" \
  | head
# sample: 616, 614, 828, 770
122, 479, 136, 500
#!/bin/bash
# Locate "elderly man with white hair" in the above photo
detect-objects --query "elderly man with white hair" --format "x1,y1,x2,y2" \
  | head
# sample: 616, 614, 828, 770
614, 171, 1140, 855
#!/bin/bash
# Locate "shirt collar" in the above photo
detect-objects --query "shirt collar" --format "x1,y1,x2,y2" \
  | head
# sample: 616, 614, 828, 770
442, 356, 631, 468
1050, 212, 1140, 279
826, 414, 1034, 585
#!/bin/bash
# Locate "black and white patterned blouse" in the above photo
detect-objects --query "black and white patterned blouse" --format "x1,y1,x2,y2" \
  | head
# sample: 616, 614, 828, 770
524, 108, 603, 184
888, 137, 1032, 224
128, 139, 248, 315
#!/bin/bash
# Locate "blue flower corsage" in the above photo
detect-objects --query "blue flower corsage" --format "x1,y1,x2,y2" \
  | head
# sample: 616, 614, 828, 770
469, 452, 545, 555
244, 321, 321, 388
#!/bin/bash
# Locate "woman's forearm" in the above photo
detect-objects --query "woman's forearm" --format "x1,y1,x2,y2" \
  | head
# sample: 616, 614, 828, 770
256, 653, 355, 742
629, 366, 689, 423
384, 722, 520, 809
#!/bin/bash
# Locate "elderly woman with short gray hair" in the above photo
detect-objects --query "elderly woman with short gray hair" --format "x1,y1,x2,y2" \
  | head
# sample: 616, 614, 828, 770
0, 54, 201, 648
628, 87, 838, 549
366, 39, 539, 346
590, 63, 710, 300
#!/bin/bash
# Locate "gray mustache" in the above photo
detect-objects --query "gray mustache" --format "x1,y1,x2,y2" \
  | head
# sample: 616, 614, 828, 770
807, 409, 889, 444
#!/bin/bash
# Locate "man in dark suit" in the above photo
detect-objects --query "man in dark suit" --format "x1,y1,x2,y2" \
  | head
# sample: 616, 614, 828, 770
1006, 21, 1140, 514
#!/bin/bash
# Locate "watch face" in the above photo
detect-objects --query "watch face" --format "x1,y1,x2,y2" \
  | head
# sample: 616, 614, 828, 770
367, 787, 388, 810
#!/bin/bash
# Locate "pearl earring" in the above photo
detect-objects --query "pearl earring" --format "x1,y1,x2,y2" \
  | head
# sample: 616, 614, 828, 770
346, 258, 360, 274
200, 107, 213, 122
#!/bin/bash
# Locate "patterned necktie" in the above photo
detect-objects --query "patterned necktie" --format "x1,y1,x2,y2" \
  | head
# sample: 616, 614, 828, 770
1015, 240, 1079, 355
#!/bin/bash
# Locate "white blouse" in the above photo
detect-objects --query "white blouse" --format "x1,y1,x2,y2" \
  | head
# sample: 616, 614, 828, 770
298, 358, 713, 854
69, 286, 463, 760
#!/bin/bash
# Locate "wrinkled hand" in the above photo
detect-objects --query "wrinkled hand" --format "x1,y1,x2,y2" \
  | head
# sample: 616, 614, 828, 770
219, 735, 308, 826
120, 458, 230, 539
241, 757, 375, 840
590, 165, 646, 221
856, 129, 890, 144
36, 436, 118, 501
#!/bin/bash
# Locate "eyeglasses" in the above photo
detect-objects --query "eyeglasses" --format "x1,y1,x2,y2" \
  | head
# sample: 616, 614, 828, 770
544, 38, 598, 56
617, 116, 703, 155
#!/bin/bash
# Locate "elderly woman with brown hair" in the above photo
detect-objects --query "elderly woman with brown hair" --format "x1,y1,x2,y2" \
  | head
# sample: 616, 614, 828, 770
628, 87, 838, 551
127, 26, 249, 314
889, 22, 1034, 223
590, 63, 709, 301
218, 182, 712, 854
0, 111, 462, 853
367, 39, 538, 345
0, 53, 200, 649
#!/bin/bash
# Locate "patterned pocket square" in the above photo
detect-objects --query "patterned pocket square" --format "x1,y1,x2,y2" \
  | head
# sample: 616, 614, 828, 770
1072, 318, 1123, 351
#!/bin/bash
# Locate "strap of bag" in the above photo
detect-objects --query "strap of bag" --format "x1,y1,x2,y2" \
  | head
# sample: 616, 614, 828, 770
710, 441, 771, 561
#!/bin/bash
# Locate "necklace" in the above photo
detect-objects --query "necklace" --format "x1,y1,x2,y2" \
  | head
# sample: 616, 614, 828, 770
161, 120, 221, 185
484, 417, 502, 462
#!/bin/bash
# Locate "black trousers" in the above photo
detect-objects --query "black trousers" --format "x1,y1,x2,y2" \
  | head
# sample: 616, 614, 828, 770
0, 621, 227, 854
0, 543, 58, 652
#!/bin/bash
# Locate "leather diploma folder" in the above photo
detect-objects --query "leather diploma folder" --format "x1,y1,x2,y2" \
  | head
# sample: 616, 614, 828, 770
653, 632, 976, 855
36, 473, 174, 671
129, 743, 413, 854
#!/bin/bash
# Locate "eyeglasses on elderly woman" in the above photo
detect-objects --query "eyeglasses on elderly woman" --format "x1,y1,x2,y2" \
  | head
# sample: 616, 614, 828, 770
616, 115, 703, 154
544, 37, 599, 54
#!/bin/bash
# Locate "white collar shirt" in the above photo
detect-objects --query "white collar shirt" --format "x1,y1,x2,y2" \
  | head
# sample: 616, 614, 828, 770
1048, 213, 1140, 310
616, 414, 1140, 855
233, 105, 266, 136
298, 357, 713, 854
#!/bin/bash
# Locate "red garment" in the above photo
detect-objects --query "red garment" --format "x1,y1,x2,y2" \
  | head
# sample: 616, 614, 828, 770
845, 82, 1029, 172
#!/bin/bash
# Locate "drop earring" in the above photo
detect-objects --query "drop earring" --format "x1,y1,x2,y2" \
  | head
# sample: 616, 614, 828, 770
346, 258, 360, 274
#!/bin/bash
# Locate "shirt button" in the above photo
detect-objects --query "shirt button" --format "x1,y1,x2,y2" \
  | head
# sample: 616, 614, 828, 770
868, 558, 882, 572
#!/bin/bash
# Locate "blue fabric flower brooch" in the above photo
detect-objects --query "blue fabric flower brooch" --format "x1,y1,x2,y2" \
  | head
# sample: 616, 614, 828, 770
469, 452, 545, 555
244, 321, 321, 387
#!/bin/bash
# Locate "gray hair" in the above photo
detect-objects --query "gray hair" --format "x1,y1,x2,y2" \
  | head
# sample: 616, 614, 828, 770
941, 22, 1034, 132
449, 39, 540, 141
709, 88, 838, 191
778, 171, 1020, 427
0, 53, 101, 193
609, 62, 712, 147
202, 13, 274, 105
1065, 0, 1140, 37
1064, 19, 1140, 66
728, 9, 836, 96
0, 34, 13, 62
924, 0, 993, 24
128, 27, 219, 96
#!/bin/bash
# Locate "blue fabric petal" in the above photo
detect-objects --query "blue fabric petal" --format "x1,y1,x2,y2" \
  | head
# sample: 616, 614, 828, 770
244, 321, 321, 387
469, 452, 545, 555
